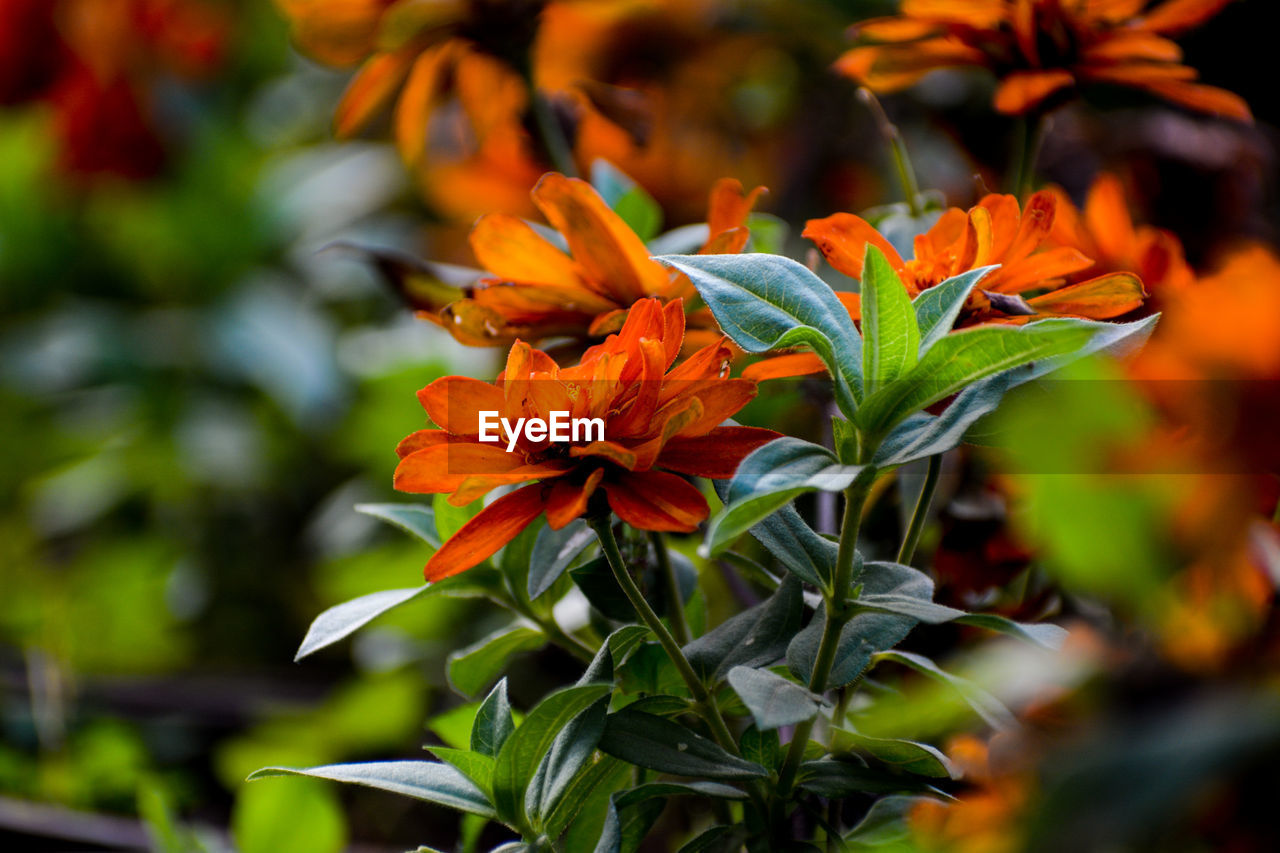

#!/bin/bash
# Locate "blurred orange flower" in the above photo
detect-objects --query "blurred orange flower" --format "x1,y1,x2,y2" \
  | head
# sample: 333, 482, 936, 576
837, 0, 1251, 120
394, 298, 777, 580
415, 172, 762, 349
0, 0, 229, 181
1047, 172, 1195, 303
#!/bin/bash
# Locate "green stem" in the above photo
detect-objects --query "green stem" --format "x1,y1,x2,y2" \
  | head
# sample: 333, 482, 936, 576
896, 455, 942, 566
590, 517, 736, 751
775, 474, 874, 800
1010, 113, 1046, 199
530, 86, 577, 177
859, 88, 922, 216
650, 531, 691, 646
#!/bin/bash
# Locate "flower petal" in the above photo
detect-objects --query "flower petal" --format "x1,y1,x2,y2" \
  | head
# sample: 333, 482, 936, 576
546, 468, 605, 530
423, 483, 546, 581
740, 352, 828, 381
532, 173, 672, 304
470, 214, 587, 292
604, 470, 708, 532
993, 70, 1075, 114
803, 213, 905, 279
658, 427, 782, 479
418, 376, 507, 435
394, 442, 525, 494
335, 47, 417, 137
1025, 273, 1147, 318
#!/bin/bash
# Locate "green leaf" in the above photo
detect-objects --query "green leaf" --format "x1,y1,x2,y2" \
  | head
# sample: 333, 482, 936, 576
492, 684, 612, 828
656, 253, 863, 415
593, 797, 666, 853
684, 574, 802, 681
842, 733, 954, 778
434, 492, 479, 545
741, 726, 782, 771
874, 315, 1159, 466
873, 650, 1015, 730
247, 762, 495, 819
912, 267, 996, 355
843, 795, 929, 848
426, 747, 495, 796
598, 708, 768, 781
797, 758, 947, 798
592, 160, 663, 242
676, 825, 749, 853
788, 562, 932, 688
355, 502, 440, 548
614, 781, 748, 808
860, 245, 920, 390
745, 213, 789, 255
727, 666, 821, 730
855, 594, 965, 623
954, 613, 1068, 649
569, 556, 634, 621
448, 625, 546, 699
580, 625, 650, 685
528, 697, 609, 822
472, 679, 515, 758
294, 586, 428, 661
704, 438, 869, 556
544, 755, 631, 841
856, 319, 1098, 440
713, 471, 836, 590
529, 519, 598, 600
233, 776, 345, 853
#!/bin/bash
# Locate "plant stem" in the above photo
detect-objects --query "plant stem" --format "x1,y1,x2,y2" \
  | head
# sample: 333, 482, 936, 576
775, 474, 874, 799
590, 517, 736, 752
896, 454, 942, 566
529, 84, 577, 177
859, 88, 922, 216
650, 531, 691, 646
1010, 113, 1047, 199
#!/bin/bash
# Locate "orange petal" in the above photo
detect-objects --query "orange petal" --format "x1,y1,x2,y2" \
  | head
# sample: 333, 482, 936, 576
335, 47, 417, 138
418, 376, 507, 435
1132, 78, 1253, 121
658, 427, 781, 479
396, 429, 454, 459
609, 338, 668, 436
1025, 273, 1147, 318
570, 440, 639, 470
451, 461, 573, 506
1084, 174, 1137, 265
532, 173, 671, 304
740, 352, 828, 381
546, 468, 605, 530
1081, 32, 1183, 64
604, 470, 708, 532
394, 43, 454, 164
856, 17, 945, 41
683, 379, 759, 437
993, 70, 1075, 114
1003, 191, 1058, 265
423, 483, 546, 581
900, 0, 1009, 28
470, 214, 586, 292
394, 442, 525, 494
991, 246, 1096, 293
1140, 0, 1234, 35
837, 291, 863, 322
803, 213, 905, 279
706, 178, 766, 239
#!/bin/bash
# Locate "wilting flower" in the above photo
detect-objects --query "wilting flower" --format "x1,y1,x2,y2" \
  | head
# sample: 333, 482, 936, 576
747, 190, 1145, 379
394, 298, 778, 580
1047, 172, 1195, 302
413, 172, 761, 349
837, 0, 1251, 120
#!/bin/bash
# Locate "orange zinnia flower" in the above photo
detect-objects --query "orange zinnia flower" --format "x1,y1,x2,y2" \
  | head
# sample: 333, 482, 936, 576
748, 190, 1146, 380
414, 172, 762, 349
394, 298, 778, 580
837, 0, 1251, 121
1047, 172, 1195, 302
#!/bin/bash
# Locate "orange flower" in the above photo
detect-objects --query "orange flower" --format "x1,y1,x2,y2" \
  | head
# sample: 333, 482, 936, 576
414, 172, 762, 349
394, 298, 778, 580
747, 190, 1145, 379
1047, 172, 1195, 303
837, 0, 1251, 121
